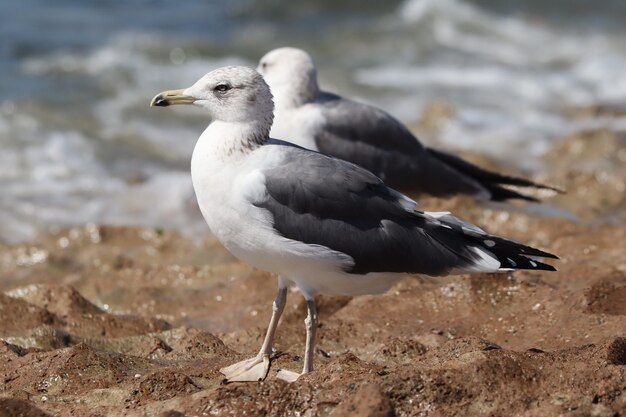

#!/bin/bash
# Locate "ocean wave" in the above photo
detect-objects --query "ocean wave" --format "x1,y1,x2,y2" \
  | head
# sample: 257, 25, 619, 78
347, 0, 626, 159
3, 33, 246, 242
3, 0, 626, 242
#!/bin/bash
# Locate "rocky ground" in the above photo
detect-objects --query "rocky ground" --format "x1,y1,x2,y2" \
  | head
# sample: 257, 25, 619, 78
0, 127, 625, 416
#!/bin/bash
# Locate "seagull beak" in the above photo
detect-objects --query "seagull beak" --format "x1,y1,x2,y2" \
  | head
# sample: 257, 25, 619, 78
150, 89, 195, 107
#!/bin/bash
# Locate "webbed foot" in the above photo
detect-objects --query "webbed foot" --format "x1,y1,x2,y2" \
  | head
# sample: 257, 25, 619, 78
276, 368, 305, 382
220, 354, 270, 382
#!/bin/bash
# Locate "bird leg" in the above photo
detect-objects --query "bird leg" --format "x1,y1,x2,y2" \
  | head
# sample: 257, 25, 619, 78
277, 297, 318, 382
220, 282, 287, 382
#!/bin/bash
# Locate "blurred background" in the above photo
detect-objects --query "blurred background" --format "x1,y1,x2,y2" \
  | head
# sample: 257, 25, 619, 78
2, 0, 626, 243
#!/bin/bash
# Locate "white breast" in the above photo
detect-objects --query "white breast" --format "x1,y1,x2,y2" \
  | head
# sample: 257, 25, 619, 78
269, 104, 324, 151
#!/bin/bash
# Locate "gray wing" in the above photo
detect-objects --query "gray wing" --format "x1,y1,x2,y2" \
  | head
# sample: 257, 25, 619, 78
254, 143, 556, 276
315, 92, 425, 156
313, 93, 484, 195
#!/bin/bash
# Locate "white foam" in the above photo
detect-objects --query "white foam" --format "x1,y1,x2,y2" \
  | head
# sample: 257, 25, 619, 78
0, 33, 255, 242
350, 0, 626, 166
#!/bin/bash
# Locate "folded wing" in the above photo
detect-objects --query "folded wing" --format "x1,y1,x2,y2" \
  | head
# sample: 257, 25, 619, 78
253, 143, 557, 276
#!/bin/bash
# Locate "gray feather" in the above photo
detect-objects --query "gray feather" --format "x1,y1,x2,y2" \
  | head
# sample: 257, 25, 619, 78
253, 143, 555, 276
313, 93, 489, 197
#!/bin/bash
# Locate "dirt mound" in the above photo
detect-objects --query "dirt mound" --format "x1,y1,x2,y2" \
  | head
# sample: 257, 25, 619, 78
0, 131, 625, 415
0, 398, 53, 417
0, 221, 624, 416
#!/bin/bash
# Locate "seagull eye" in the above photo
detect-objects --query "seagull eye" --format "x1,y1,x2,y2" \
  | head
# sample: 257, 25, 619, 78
214, 84, 231, 92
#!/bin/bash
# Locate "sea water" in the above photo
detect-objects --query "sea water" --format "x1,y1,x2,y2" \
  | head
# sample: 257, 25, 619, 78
1, 0, 625, 242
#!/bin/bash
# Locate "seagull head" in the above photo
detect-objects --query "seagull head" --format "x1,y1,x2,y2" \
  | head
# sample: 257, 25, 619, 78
151, 66, 274, 124
257, 47, 320, 108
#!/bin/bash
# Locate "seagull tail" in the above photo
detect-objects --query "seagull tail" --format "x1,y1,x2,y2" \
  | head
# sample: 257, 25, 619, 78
424, 212, 559, 273
426, 147, 564, 202
466, 233, 558, 272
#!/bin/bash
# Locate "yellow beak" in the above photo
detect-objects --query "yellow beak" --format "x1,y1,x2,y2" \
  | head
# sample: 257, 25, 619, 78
150, 89, 195, 107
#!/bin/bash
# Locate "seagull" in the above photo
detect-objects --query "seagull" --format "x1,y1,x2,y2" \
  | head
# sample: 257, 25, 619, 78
150, 66, 557, 383
257, 47, 561, 202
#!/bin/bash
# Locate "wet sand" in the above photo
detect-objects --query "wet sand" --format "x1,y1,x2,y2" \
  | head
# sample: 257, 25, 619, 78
0, 128, 625, 416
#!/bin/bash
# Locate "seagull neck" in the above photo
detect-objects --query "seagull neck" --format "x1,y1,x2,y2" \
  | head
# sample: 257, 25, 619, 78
274, 78, 320, 110
201, 120, 269, 158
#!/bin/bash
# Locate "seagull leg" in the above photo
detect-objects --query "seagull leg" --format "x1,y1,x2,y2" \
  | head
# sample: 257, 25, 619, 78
277, 297, 318, 382
302, 298, 318, 374
220, 279, 288, 382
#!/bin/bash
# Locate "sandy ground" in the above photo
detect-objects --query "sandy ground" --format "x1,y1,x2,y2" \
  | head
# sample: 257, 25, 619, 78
0, 127, 625, 416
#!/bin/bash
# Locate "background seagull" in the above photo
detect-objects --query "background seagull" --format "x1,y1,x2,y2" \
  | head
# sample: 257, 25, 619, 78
150, 66, 557, 383
257, 47, 561, 202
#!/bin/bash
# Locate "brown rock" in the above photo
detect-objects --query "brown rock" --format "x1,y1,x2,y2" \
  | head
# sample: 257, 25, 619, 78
0, 398, 53, 417
584, 271, 626, 315
6, 284, 103, 317
374, 337, 428, 365
158, 411, 186, 417
605, 338, 626, 365
0, 294, 61, 333
132, 370, 200, 403
162, 327, 233, 360
0, 222, 625, 416
330, 383, 395, 417
542, 128, 626, 173
63, 311, 171, 339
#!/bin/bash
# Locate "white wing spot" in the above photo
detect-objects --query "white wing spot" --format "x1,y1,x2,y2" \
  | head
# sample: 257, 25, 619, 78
425, 211, 451, 219
484, 239, 496, 247
467, 247, 500, 272
507, 258, 517, 267
529, 260, 537, 267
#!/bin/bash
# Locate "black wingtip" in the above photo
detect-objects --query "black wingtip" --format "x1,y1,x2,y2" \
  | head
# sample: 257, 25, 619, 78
486, 185, 541, 203
499, 255, 557, 271
523, 247, 559, 260
534, 261, 558, 272
524, 241, 560, 260
427, 147, 564, 201
543, 184, 566, 194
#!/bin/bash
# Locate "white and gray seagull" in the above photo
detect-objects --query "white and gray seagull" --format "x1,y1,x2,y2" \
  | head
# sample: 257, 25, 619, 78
150, 66, 557, 383
258, 47, 561, 202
